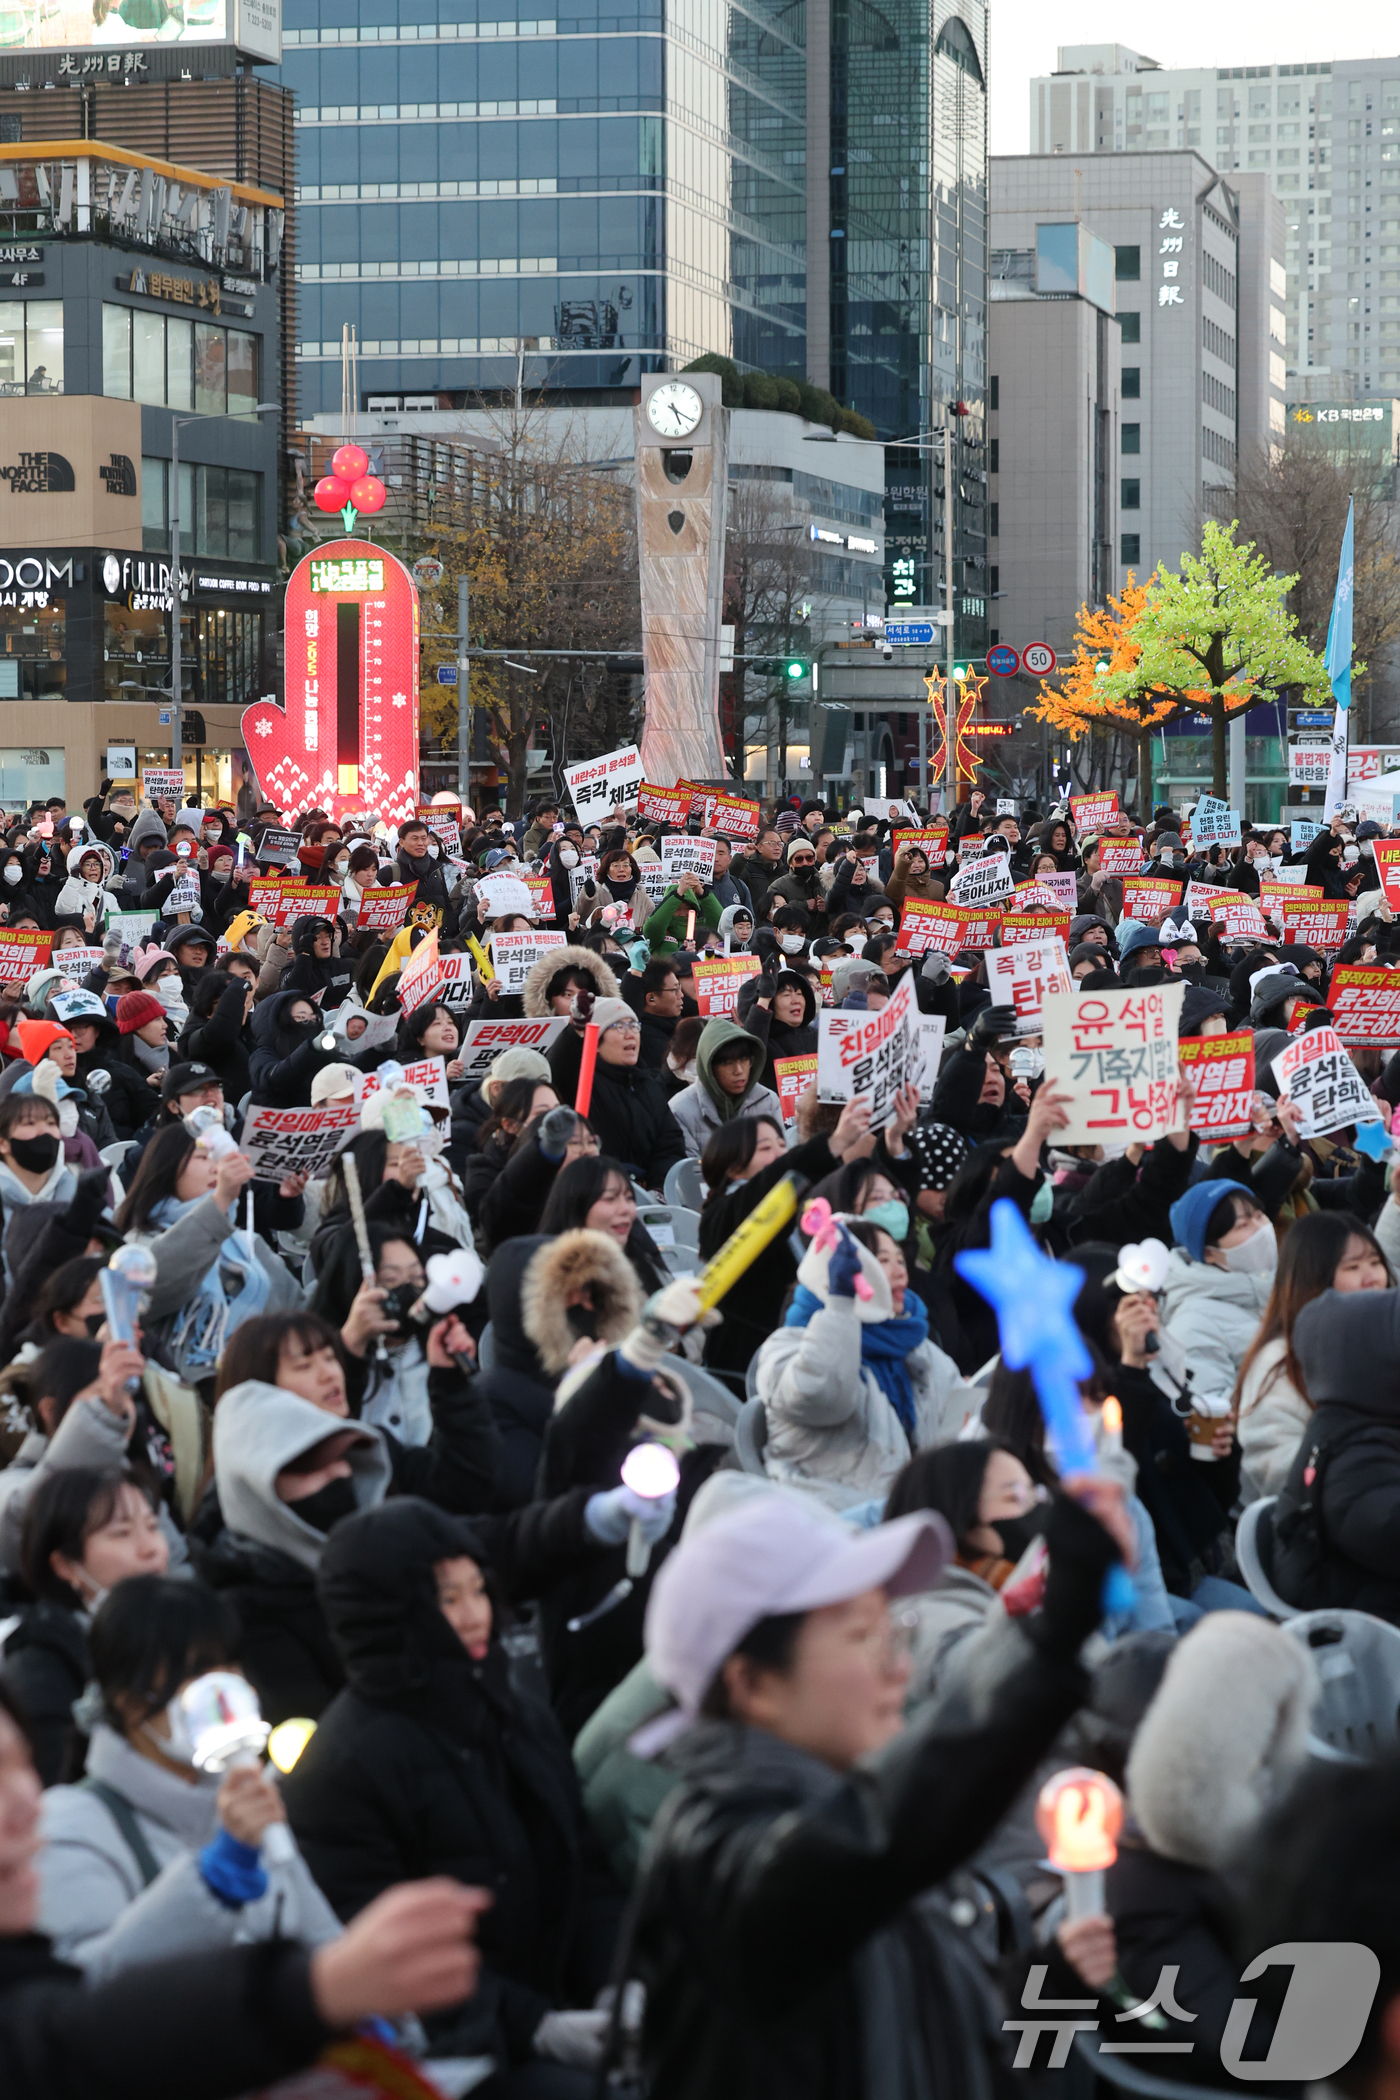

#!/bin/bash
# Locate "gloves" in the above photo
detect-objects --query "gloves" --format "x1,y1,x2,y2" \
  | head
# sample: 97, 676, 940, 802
584, 1481, 678, 1547
538, 1105, 582, 1161
628, 938, 652, 972
616, 1278, 705, 1378
920, 950, 952, 986
826, 1227, 864, 1300
533, 2010, 610, 2068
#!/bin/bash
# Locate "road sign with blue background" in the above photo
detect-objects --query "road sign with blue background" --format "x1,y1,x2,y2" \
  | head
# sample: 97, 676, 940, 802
883, 622, 935, 646
1295, 711, 1333, 727
437, 666, 458, 686
987, 644, 1020, 676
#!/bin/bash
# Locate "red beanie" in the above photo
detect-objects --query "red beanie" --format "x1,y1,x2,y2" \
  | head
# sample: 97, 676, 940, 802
116, 991, 166, 1035
14, 1017, 72, 1065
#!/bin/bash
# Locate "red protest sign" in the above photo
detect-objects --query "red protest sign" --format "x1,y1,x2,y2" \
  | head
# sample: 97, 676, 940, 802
1070, 791, 1119, 833
892, 827, 950, 866
1000, 908, 1072, 946
1372, 840, 1400, 913
1185, 879, 1234, 919
397, 928, 441, 1013
772, 1052, 818, 1124
1121, 876, 1183, 920
0, 927, 53, 981
894, 897, 999, 956
1178, 1028, 1256, 1142
355, 881, 418, 933
637, 782, 692, 825
1279, 899, 1351, 952
247, 879, 341, 928
521, 873, 556, 921
1325, 965, 1400, 1046
1098, 839, 1146, 877
1209, 896, 1269, 942
691, 954, 761, 1016
707, 791, 760, 842
1259, 880, 1324, 917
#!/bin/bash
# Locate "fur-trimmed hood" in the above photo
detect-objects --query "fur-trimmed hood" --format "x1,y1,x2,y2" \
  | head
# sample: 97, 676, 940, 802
521, 942, 621, 1018
1125, 1613, 1318, 1872
519, 1226, 642, 1376
64, 840, 116, 882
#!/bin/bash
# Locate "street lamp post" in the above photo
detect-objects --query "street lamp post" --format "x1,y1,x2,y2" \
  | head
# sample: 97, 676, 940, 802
169, 402, 278, 781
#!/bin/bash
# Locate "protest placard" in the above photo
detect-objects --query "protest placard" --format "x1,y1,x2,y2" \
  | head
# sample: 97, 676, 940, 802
567, 858, 601, 911
1190, 796, 1243, 848
0, 927, 53, 981
917, 1014, 947, 1102
772, 1052, 818, 1124
1070, 791, 1119, 833
893, 897, 999, 956
520, 874, 556, 920
638, 862, 669, 911
950, 852, 1015, 910
986, 936, 1073, 1032
1323, 965, 1400, 1047
1001, 908, 1072, 946
141, 768, 185, 805
816, 970, 919, 1125
1266, 863, 1314, 886
474, 873, 537, 923
336, 1008, 402, 1054
434, 953, 476, 1009
360, 1055, 451, 1115
660, 836, 718, 887
892, 827, 950, 865
103, 910, 157, 956
1121, 876, 1183, 921
708, 790, 761, 843
1098, 839, 1146, 876
52, 945, 106, 980
165, 872, 202, 916
637, 783, 692, 825
1177, 1029, 1256, 1143
1259, 881, 1324, 922
1209, 897, 1270, 942
1274, 1025, 1384, 1138
1185, 880, 1233, 920
1041, 982, 1184, 1143
417, 805, 462, 853
1291, 820, 1324, 852
1371, 840, 1400, 913
1279, 899, 1351, 951
458, 1016, 569, 1083
562, 744, 644, 820
355, 881, 418, 933
242, 1102, 360, 1184
246, 879, 341, 928
254, 826, 304, 869
1288, 744, 1332, 788
488, 929, 567, 995
398, 929, 441, 1013
1019, 869, 1078, 911
691, 954, 762, 1016
861, 797, 920, 825
996, 799, 1018, 817
417, 798, 462, 824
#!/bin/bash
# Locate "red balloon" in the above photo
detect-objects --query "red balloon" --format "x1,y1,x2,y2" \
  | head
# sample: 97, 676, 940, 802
313, 475, 351, 513
350, 475, 387, 515
332, 444, 370, 482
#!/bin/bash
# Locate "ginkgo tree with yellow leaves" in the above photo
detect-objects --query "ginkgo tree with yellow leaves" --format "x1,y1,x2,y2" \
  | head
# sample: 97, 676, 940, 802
1037, 521, 1334, 804
1034, 576, 1161, 807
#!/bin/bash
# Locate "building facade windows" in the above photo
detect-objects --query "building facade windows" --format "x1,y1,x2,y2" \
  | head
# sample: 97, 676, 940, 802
0, 302, 63, 396
1122, 422, 1141, 453
140, 458, 262, 562
1115, 243, 1141, 279
1121, 477, 1140, 508
103, 305, 259, 416
1121, 532, 1141, 563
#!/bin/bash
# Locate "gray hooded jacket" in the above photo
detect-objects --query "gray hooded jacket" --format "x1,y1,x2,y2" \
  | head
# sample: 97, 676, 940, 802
213, 1378, 393, 1572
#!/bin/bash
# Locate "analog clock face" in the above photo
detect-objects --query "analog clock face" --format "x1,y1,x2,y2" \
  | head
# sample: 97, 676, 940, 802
647, 381, 704, 437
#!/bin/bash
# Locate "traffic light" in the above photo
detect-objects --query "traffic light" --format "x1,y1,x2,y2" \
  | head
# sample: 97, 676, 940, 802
785, 658, 806, 681
953, 661, 971, 682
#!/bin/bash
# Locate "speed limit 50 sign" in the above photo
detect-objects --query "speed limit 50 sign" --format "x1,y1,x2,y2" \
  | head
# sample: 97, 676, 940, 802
1021, 643, 1057, 678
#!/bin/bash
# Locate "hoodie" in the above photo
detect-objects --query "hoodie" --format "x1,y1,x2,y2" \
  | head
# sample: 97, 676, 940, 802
55, 840, 116, 922
281, 915, 354, 1009
248, 987, 340, 1108
213, 1378, 393, 1572
735, 968, 818, 1094
666, 1015, 784, 1159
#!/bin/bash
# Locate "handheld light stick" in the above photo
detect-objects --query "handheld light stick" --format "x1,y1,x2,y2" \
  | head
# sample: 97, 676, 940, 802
690, 1173, 807, 1314
620, 1440, 681, 1577
179, 1671, 296, 1867
342, 1152, 390, 1367
1101, 1396, 1123, 1456
183, 1104, 240, 1162
406, 1248, 486, 1376
98, 1243, 157, 1389
1035, 1766, 1123, 1921
575, 1022, 600, 1116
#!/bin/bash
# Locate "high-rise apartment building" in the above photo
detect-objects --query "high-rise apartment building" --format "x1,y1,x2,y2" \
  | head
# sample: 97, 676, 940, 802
1030, 44, 1400, 401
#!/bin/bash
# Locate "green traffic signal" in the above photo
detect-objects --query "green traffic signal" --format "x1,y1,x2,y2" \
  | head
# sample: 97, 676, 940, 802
785, 659, 806, 680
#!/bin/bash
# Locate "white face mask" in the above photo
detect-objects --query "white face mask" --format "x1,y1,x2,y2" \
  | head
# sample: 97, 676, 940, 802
558, 847, 578, 869
156, 975, 184, 1006
780, 933, 804, 953
1219, 1222, 1277, 1276
2, 866, 20, 884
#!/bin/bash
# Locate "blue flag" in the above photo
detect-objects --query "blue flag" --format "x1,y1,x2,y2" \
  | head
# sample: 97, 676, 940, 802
1324, 500, 1354, 815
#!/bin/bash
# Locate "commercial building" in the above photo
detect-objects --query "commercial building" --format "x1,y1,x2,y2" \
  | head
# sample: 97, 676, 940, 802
990, 153, 1286, 615
0, 139, 284, 810
1029, 44, 1400, 402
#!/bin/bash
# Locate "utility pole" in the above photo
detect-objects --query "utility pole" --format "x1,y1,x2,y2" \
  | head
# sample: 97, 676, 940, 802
456, 575, 471, 801
943, 422, 957, 807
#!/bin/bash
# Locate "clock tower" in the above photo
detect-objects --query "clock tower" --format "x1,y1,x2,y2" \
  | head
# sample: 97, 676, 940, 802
635, 368, 729, 784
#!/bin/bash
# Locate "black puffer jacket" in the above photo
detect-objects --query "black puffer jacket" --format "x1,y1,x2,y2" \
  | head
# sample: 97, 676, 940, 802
281, 915, 355, 1010
177, 976, 253, 1104
467, 1235, 557, 1508
543, 1046, 684, 1189
281, 1499, 623, 2067
248, 988, 341, 1107
0, 1598, 87, 1786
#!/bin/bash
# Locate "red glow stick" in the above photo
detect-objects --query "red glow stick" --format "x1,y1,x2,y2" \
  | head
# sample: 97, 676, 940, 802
685, 909, 696, 944
575, 1021, 600, 1116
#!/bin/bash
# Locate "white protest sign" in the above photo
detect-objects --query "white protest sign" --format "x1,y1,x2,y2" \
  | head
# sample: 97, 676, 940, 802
985, 936, 1073, 1035
141, 768, 185, 804
568, 858, 600, 908
165, 872, 202, 915
336, 1007, 402, 1054
474, 873, 535, 922
639, 862, 669, 909
360, 1054, 451, 1115
1289, 743, 1332, 788
996, 799, 1018, 816
1273, 1025, 1385, 1139
659, 836, 718, 887
436, 953, 477, 1009
562, 744, 644, 820
52, 946, 106, 980
816, 970, 919, 1127
1185, 880, 1233, 920
459, 1015, 569, 1083
1041, 981, 1184, 1144
917, 1013, 946, 1103
488, 929, 567, 995
242, 1102, 359, 1184
950, 852, 1015, 909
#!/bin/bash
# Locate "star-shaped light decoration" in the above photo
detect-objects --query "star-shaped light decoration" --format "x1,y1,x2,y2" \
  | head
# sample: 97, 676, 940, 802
1352, 1116, 1394, 1162
955, 1198, 1098, 1474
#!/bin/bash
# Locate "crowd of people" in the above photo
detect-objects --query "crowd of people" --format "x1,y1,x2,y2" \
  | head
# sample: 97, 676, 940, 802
0, 773, 1398, 2098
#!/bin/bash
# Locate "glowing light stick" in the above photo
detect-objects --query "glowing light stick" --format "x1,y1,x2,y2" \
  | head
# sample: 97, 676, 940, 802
575, 1021, 600, 1116
694, 1172, 802, 1313
1101, 1396, 1123, 1455
179, 1670, 297, 1865
1036, 1766, 1123, 1920
620, 1441, 681, 1577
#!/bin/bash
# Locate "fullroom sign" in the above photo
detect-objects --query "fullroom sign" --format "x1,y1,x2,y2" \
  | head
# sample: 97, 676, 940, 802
242, 537, 420, 823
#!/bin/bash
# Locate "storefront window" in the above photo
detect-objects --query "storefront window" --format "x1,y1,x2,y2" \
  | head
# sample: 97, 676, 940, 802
104, 307, 256, 415
227, 330, 257, 416
167, 317, 194, 412
103, 600, 169, 704
0, 600, 66, 699
0, 748, 64, 813
227, 470, 258, 560
133, 308, 165, 407
194, 321, 225, 416
0, 300, 63, 396
103, 304, 131, 399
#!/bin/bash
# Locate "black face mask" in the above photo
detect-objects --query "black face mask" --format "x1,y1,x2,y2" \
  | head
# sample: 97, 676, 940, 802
8, 1132, 60, 1174
565, 1302, 599, 1341
1179, 962, 1205, 984
84, 1312, 105, 1339
292, 1475, 359, 1534
990, 1504, 1050, 1565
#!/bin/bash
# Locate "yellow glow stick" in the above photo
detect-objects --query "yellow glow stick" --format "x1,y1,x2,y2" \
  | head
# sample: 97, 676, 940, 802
467, 934, 495, 981
695, 1172, 802, 1313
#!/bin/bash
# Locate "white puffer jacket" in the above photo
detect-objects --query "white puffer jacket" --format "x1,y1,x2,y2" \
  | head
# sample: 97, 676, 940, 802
1157, 1249, 1274, 1402
1236, 1335, 1311, 1498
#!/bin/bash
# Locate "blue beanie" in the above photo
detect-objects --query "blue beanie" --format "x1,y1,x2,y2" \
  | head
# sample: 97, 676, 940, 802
1116, 922, 1160, 964
1169, 1178, 1252, 1263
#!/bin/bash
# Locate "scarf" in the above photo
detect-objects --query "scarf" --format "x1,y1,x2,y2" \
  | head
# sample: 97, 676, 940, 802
130, 1034, 168, 1074
785, 1283, 930, 1442
147, 1195, 271, 1369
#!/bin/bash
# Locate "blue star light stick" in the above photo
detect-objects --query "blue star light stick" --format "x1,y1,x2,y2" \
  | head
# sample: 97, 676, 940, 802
1352, 1116, 1394, 1162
